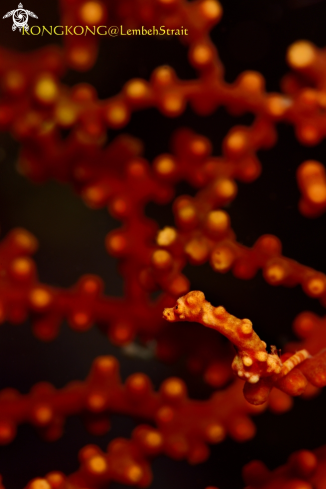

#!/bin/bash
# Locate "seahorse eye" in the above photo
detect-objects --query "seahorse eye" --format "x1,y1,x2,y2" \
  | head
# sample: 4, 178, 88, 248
175, 305, 178, 310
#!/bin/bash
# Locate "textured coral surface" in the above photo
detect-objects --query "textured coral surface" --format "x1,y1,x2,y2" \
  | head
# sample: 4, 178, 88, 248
1, 0, 326, 488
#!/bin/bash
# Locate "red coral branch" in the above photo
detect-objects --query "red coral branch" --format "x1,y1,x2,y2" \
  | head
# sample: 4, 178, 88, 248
0, 355, 269, 453
163, 291, 326, 404
243, 446, 326, 489
0, 0, 326, 487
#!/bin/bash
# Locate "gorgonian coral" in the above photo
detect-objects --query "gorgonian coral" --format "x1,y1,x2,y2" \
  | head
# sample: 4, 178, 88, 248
0, 0, 326, 488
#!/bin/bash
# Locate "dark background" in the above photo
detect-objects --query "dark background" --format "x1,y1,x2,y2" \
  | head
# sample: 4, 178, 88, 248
0, 0, 326, 487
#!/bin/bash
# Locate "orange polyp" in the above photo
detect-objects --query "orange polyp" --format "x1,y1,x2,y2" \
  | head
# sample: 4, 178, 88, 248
205, 423, 225, 443
293, 313, 316, 338
127, 160, 147, 178
238, 71, 265, 93
161, 93, 185, 116
229, 417, 256, 442
106, 234, 128, 254
307, 184, 326, 204
0, 421, 15, 444
154, 155, 176, 177
110, 322, 133, 344
72, 84, 97, 102
205, 210, 230, 234
34, 405, 53, 425
190, 138, 210, 156
151, 66, 175, 86
126, 464, 143, 483
210, 246, 235, 272
156, 227, 177, 246
109, 439, 128, 453
191, 43, 214, 66
55, 104, 77, 127
297, 124, 320, 145
94, 356, 118, 375
11, 257, 33, 277
300, 160, 325, 179
82, 278, 100, 294
12, 229, 38, 253
287, 40, 317, 69
29, 479, 51, 489
126, 374, 150, 396
87, 393, 106, 411
255, 234, 282, 255
168, 274, 189, 296
29, 288, 52, 309
152, 250, 173, 270
71, 312, 91, 329
144, 431, 163, 448
111, 198, 129, 217
83, 186, 106, 207
125, 80, 150, 101
299, 88, 319, 109
305, 277, 326, 296
199, 0, 223, 22
34, 76, 58, 104
80, 1, 105, 24
105, 102, 129, 128
185, 239, 209, 263
264, 263, 287, 284
175, 197, 192, 210
266, 95, 289, 117
225, 131, 248, 155
87, 455, 107, 474
290, 450, 317, 478
177, 205, 197, 223
214, 178, 237, 200
68, 47, 94, 71
297, 160, 326, 213
46, 472, 65, 488
162, 378, 185, 398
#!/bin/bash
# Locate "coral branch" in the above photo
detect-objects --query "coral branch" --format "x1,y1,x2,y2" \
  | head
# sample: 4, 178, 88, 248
163, 291, 321, 404
297, 160, 326, 217
242, 445, 326, 489
0, 355, 270, 455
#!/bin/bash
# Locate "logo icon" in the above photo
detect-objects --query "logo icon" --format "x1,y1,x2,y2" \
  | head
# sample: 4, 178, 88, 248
3, 3, 38, 32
